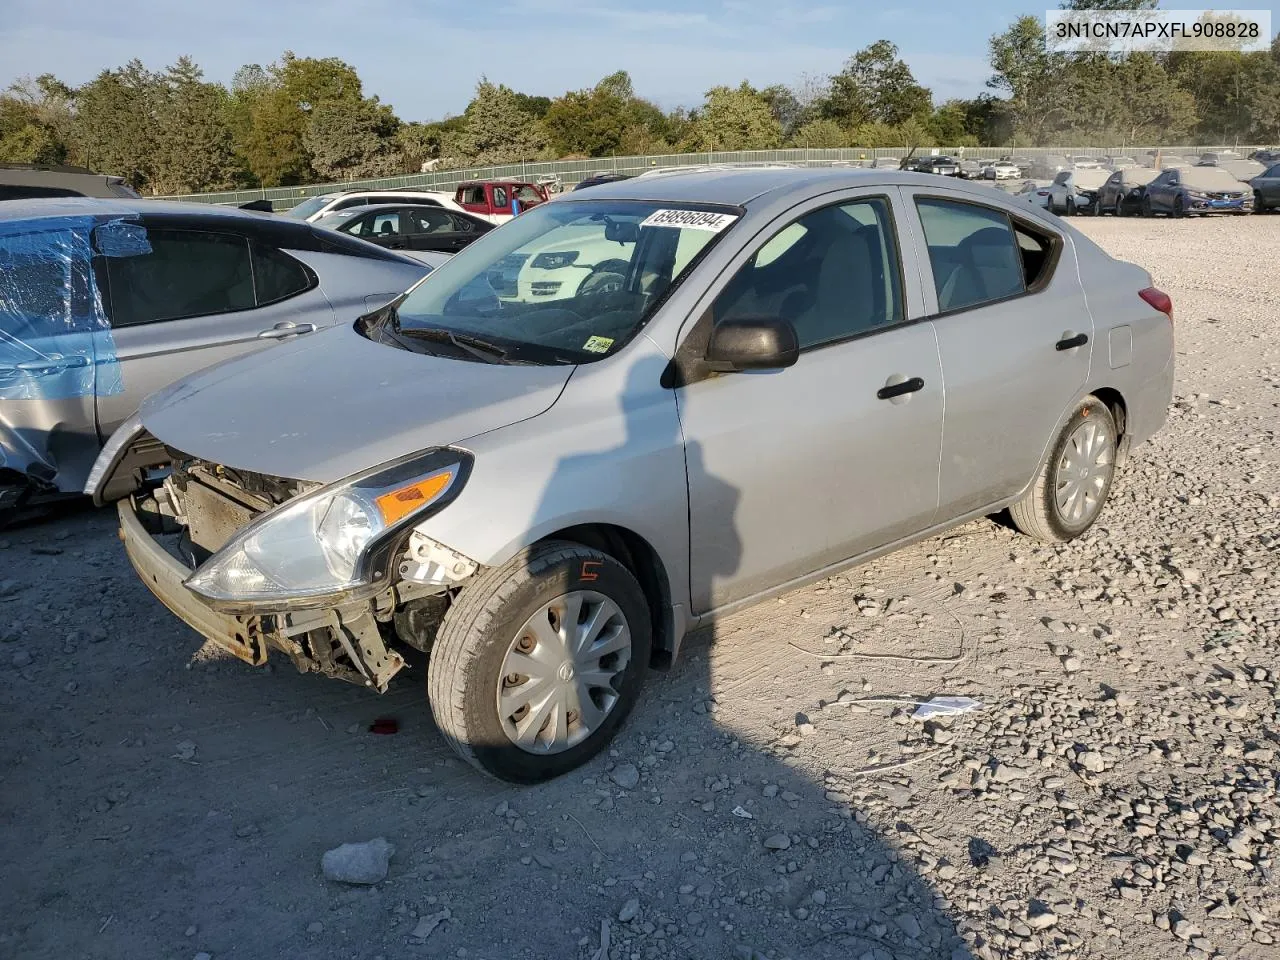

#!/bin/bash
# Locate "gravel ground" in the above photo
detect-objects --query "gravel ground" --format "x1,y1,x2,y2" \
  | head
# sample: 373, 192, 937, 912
2, 215, 1278, 960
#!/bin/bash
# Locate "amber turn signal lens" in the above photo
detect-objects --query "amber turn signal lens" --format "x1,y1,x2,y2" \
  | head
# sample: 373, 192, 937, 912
373, 471, 453, 525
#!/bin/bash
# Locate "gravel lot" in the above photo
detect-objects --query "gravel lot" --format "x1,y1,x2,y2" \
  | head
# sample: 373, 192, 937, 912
2, 215, 1278, 960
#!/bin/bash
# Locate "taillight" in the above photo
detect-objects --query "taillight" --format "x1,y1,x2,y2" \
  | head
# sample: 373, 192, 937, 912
1139, 286, 1173, 321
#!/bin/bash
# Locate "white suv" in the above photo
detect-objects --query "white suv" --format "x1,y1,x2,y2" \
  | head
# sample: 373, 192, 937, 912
285, 189, 463, 222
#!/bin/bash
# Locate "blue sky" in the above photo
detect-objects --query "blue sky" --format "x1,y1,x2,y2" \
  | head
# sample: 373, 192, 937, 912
1, 1, 1269, 120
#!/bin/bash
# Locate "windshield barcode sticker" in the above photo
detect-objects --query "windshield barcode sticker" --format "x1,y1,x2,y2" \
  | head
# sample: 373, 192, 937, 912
640, 210, 738, 232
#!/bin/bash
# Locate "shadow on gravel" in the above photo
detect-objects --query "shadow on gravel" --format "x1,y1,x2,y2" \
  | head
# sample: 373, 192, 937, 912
0, 354, 973, 960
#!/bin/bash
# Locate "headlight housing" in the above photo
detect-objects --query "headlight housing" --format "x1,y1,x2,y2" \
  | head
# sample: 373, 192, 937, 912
185, 448, 471, 610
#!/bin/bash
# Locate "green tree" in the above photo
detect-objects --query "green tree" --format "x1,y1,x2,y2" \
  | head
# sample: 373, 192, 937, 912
304, 96, 402, 181
75, 60, 160, 188
823, 41, 933, 129
0, 75, 77, 165
691, 83, 782, 151
987, 16, 1062, 140
789, 118, 848, 148
455, 79, 544, 163
241, 53, 364, 186
150, 57, 240, 194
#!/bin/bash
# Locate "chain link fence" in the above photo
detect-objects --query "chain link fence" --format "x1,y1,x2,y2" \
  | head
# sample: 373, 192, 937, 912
160, 145, 1264, 210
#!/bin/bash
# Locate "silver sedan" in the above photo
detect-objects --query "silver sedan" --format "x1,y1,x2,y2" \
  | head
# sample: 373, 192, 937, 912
95, 169, 1174, 783
1, 199, 429, 515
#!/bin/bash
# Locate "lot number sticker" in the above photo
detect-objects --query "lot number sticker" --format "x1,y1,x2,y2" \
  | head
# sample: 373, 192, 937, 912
582, 336, 615, 353
640, 209, 738, 232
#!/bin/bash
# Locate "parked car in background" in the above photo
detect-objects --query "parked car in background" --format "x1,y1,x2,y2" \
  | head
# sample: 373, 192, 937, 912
1095, 167, 1159, 216
1044, 168, 1110, 215
1248, 149, 1279, 166
1196, 151, 1240, 167
1013, 179, 1054, 208
1069, 156, 1103, 170
0, 198, 429, 515
574, 172, 635, 191
914, 156, 961, 176
957, 159, 983, 179
455, 180, 548, 224
314, 204, 493, 258
1030, 155, 1071, 179
981, 160, 1022, 180
869, 157, 903, 169
1102, 156, 1138, 171
1251, 162, 1280, 212
535, 175, 564, 196
286, 189, 464, 222
94, 167, 1173, 783
1143, 166, 1253, 216
1, 163, 140, 201
1150, 155, 1193, 170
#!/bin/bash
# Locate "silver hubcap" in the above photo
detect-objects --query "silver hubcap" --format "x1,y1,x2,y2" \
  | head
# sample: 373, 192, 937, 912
1055, 418, 1113, 525
497, 591, 631, 755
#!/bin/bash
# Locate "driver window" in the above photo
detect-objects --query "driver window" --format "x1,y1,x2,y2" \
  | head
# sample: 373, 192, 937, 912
710, 197, 904, 350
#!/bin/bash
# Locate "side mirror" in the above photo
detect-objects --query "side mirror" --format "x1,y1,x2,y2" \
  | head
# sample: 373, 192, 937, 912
705, 317, 799, 373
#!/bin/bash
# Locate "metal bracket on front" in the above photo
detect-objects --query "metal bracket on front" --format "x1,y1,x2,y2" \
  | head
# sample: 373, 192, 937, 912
324, 607, 406, 693
399, 531, 478, 587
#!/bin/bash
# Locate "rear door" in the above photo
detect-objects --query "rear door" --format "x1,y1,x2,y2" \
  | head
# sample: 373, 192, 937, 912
1260, 164, 1280, 205
404, 208, 480, 253
96, 223, 333, 437
901, 190, 1092, 518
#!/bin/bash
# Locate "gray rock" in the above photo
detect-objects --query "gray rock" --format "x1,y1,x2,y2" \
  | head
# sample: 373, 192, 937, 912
1076, 751, 1105, 773
320, 837, 394, 884
610, 763, 640, 790
11, 650, 31, 668
764, 833, 792, 851
0, 579, 22, 598
410, 909, 451, 941
618, 898, 640, 923
896, 914, 922, 939
306, 922, 324, 934
991, 763, 1032, 783
812, 889, 827, 906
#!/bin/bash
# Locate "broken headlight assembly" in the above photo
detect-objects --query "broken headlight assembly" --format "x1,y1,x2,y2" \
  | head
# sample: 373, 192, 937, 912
185, 448, 472, 611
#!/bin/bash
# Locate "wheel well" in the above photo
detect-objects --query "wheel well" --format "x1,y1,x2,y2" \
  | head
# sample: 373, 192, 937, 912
540, 524, 675, 669
1091, 388, 1129, 462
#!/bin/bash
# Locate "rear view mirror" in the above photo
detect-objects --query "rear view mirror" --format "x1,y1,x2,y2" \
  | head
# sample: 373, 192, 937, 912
605, 220, 639, 244
705, 317, 799, 373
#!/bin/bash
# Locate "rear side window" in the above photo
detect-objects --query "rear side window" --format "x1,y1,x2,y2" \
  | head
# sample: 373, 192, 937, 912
411, 209, 458, 234
916, 198, 1024, 313
252, 244, 314, 304
1012, 221, 1056, 289
492, 186, 509, 209
515, 185, 541, 203
332, 197, 369, 212
105, 229, 254, 327
459, 186, 485, 205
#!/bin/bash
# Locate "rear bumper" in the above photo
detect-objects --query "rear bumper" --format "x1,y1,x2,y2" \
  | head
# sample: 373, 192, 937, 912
118, 499, 270, 665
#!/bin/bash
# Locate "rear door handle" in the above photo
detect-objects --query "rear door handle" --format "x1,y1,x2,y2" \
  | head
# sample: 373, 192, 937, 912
1055, 332, 1089, 351
877, 376, 925, 401
258, 322, 316, 340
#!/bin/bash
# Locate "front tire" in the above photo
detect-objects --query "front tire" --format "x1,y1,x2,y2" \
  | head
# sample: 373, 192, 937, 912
1064, 198, 1076, 217
1009, 398, 1118, 543
1141, 197, 1153, 217
427, 540, 652, 783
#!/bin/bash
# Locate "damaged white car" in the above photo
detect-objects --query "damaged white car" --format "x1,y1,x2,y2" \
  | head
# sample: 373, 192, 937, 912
91, 169, 1173, 783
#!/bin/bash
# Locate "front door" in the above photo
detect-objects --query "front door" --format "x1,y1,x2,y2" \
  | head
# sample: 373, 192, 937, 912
95, 224, 332, 438
902, 190, 1092, 517
677, 191, 944, 613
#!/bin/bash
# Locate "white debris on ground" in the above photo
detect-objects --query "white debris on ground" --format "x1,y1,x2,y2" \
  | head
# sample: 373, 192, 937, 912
0, 216, 1278, 960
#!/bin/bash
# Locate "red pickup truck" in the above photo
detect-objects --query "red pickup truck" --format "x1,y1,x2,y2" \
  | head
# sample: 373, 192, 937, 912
454, 180, 548, 224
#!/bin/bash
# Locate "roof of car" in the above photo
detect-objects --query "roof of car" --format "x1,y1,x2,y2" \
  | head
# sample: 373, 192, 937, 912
314, 203, 489, 223
0, 196, 424, 264
559, 166, 1021, 208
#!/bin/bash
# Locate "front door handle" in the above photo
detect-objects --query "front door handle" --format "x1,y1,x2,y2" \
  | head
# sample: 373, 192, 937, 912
257, 322, 316, 340
1055, 332, 1089, 351
8, 354, 91, 375
877, 376, 925, 401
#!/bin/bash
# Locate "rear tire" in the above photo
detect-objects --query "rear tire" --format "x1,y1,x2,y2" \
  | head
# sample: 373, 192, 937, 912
1065, 198, 1076, 217
427, 540, 651, 783
1009, 398, 1118, 543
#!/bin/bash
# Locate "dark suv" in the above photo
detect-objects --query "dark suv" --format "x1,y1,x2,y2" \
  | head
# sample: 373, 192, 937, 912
0, 163, 140, 201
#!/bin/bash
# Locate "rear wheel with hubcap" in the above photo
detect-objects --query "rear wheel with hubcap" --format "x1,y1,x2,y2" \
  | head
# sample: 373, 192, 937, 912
1064, 198, 1076, 217
427, 540, 651, 783
1009, 398, 1118, 543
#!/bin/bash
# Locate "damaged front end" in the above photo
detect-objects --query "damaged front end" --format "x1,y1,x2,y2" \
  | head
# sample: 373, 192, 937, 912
111, 434, 478, 692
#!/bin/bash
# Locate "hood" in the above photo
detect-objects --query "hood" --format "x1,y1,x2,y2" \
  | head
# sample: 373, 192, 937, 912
139, 322, 573, 483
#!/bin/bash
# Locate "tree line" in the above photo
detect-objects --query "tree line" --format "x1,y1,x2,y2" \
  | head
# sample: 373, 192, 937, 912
2, 6, 1277, 195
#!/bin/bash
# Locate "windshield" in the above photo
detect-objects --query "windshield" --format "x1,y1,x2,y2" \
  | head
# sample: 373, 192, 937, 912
286, 195, 334, 220
386, 199, 738, 364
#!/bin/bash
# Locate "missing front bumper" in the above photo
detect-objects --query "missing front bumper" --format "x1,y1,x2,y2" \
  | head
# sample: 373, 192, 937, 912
118, 498, 407, 691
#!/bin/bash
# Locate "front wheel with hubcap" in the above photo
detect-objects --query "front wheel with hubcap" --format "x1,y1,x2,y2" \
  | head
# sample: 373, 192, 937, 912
427, 540, 651, 783
1009, 398, 1118, 543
